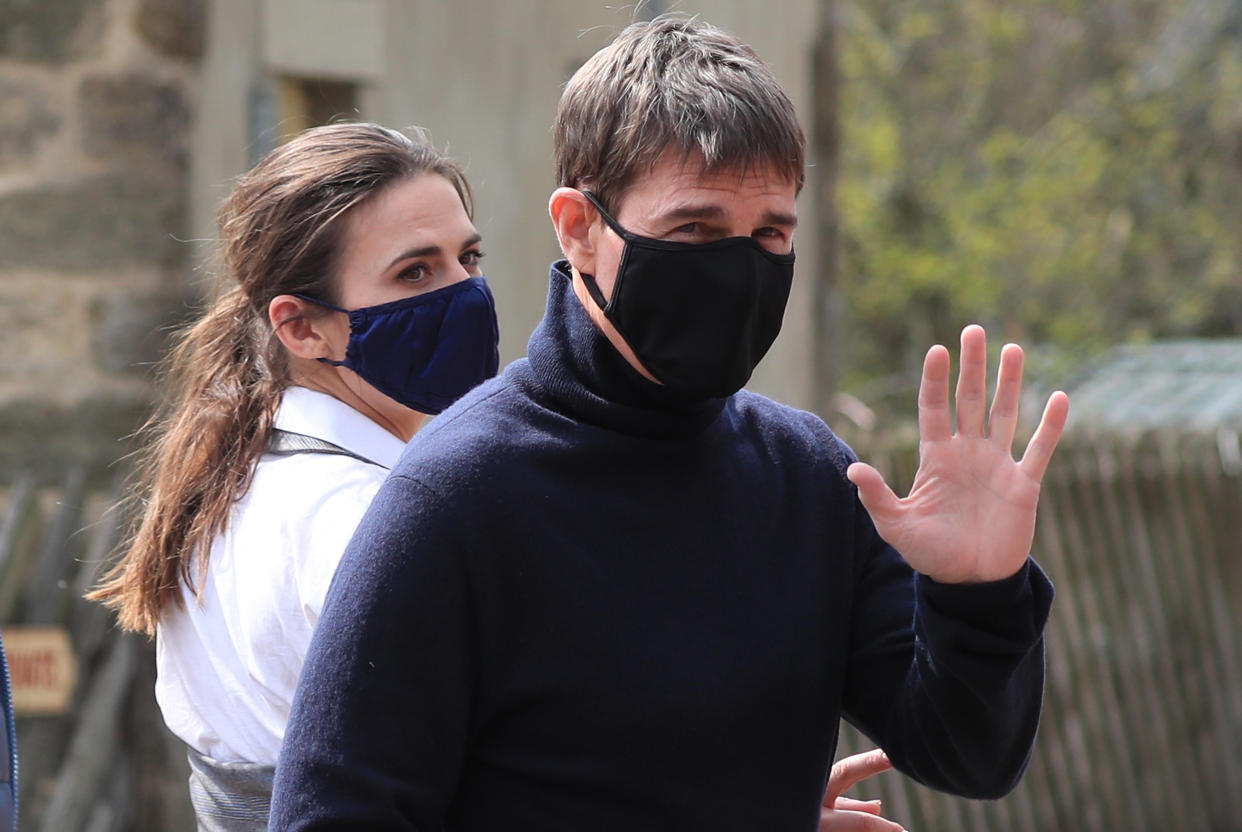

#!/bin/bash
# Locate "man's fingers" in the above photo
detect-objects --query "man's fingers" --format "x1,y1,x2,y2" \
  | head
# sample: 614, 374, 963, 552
832, 797, 883, 815
824, 748, 894, 804
1019, 390, 1070, 481
954, 325, 988, 438
918, 344, 952, 442
987, 342, 1024, 450
846, 464, 901, 531
818, 806, 906, 832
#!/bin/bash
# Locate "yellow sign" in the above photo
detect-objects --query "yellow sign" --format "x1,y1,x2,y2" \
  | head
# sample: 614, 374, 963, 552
2, 627, 77, 715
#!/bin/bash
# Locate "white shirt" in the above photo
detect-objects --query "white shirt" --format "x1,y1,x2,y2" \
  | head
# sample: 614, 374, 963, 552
155, 387, 407, 764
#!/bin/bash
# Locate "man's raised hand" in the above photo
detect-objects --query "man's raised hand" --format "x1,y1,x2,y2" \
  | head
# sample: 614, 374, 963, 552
846, 325, 1069, 584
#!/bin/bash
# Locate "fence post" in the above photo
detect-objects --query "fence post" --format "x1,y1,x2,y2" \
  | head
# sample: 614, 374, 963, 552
36, 636, 137, 832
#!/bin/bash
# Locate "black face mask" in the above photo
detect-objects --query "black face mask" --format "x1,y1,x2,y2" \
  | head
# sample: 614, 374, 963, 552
579, 191, 795, 399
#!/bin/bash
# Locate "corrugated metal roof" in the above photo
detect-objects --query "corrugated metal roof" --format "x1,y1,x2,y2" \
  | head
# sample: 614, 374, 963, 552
1062, 339, 1242, 436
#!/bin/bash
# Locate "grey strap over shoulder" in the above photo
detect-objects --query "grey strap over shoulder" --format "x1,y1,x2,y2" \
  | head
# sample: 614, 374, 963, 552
266, 428, 385, 468
185, 746, 274, 832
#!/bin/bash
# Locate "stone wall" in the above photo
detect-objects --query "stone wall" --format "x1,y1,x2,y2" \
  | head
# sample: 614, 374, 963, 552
0, 0, 824, 485
0, 0, 202, 480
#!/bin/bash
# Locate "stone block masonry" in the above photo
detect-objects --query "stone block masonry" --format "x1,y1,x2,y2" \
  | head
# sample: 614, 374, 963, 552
0, 0, 107, 65
0, 0, 203, 481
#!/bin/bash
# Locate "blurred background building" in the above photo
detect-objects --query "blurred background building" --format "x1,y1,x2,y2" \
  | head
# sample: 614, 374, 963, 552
0, 0, 825, 481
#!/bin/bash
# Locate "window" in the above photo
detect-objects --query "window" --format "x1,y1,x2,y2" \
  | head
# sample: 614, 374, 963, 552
276, 76, 358, 141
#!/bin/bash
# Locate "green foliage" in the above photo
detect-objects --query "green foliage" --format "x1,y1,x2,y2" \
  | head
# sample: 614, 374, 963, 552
836, 0, 1242, 411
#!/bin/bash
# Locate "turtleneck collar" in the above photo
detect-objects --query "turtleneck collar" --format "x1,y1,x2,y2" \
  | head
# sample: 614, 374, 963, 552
524, 260, 728, 438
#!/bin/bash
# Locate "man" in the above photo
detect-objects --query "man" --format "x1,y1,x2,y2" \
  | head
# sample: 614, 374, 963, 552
270, 16, 1068, 832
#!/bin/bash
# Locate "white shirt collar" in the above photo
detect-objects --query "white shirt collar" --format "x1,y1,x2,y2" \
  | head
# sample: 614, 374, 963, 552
273, 386, 407, 469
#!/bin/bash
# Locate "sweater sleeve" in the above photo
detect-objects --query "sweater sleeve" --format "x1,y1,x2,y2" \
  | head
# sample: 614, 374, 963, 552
270, 473, 473, 831
839, 498, 1054, 799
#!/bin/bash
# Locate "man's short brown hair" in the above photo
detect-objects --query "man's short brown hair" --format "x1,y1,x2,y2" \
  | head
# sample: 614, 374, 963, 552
554, 15, 806, 214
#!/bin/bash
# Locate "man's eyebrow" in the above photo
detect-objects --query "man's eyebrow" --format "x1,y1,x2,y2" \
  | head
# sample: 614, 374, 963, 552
385, 233, 483, 271
656, 204, 727, 223
759, 209, 798, 229
654, 204, 798, 229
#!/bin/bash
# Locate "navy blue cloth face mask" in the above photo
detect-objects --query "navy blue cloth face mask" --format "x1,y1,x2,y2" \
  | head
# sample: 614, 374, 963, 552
299, 276, 500, 415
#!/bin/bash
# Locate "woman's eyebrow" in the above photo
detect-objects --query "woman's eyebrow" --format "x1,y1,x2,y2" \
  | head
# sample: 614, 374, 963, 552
385, 245, 441, 270
386, 233, 484, 271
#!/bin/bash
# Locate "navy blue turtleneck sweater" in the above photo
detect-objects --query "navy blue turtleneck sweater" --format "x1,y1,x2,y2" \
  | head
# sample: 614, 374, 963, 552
270, 262, 1053, 832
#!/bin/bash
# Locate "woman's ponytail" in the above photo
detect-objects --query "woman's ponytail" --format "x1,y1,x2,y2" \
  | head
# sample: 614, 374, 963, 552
88, 287, 281, 635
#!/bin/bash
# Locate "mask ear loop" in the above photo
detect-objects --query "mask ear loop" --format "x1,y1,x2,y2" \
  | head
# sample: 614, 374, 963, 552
580, 191, 631, 239
292, 293, 349, 314
576, 191, 625, 311
290, 294, 351, 367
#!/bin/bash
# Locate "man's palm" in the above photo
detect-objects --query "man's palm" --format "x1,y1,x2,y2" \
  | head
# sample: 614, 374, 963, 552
847, 326, 1069, 584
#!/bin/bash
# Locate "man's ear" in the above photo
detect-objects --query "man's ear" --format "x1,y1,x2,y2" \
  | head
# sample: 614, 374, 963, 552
268, 295, 337, 361
549, 187, 601, 276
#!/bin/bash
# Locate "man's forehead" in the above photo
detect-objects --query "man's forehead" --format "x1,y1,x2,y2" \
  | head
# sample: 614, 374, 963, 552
617, 151, 798, 219
649, 149, 793, 189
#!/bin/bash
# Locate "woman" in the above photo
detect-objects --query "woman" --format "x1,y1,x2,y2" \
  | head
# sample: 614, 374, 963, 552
89, 122, 499, 830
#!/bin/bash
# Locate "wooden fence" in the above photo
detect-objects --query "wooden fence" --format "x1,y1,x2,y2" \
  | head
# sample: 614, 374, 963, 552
0, 466, 193, 832
837, 431, 1242, 831
2, 430, 1240, 830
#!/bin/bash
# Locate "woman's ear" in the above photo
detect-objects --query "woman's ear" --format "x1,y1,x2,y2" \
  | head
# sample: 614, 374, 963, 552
268, 295, 338, 361
548, 188, 600, 276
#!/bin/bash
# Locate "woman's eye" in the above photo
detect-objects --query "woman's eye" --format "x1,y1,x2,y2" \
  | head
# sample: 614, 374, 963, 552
398, 264, 429, 283
460, 249, 486, 267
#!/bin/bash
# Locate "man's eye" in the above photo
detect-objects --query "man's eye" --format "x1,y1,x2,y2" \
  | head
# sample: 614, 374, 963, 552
754, 227, 779, 238
673, 222, 699, 234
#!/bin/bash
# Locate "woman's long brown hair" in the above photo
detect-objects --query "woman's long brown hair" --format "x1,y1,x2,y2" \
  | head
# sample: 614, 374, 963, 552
88, 123, 473, 636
